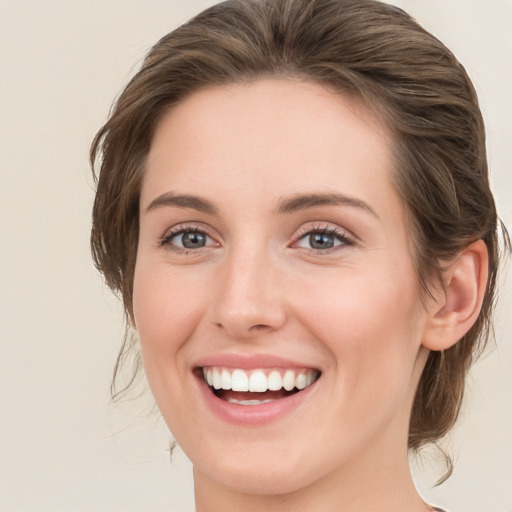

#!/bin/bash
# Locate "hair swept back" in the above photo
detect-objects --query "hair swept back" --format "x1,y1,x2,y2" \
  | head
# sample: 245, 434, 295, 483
90, 0, 508, 480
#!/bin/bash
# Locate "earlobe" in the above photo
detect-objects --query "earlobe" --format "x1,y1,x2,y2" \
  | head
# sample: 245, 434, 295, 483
422, 240, 489, 351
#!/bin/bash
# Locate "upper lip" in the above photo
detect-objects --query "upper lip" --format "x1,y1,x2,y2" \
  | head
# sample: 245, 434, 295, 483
193, 353, 320, 371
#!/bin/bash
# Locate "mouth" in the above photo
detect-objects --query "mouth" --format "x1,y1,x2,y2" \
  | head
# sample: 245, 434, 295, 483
199, 366, 320, 405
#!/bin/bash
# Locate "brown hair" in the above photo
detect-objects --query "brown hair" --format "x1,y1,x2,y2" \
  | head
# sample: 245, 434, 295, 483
90, 0, 507, 473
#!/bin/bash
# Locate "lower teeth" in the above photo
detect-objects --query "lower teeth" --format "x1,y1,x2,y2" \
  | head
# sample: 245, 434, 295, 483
227, 398, 275, 405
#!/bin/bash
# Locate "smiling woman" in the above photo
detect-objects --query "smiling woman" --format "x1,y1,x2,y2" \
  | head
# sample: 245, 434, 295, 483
90, 1, 508, 511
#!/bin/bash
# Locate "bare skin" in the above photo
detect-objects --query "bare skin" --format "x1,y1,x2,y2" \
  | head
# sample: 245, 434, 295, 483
133, 79, 487, 512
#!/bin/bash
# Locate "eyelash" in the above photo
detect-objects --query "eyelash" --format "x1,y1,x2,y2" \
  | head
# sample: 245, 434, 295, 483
292, 224, 355, 253
158, 223, 355, 254
158, 224, 217, 254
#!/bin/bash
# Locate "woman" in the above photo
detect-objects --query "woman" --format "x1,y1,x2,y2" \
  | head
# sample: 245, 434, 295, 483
90, 0, 507, 510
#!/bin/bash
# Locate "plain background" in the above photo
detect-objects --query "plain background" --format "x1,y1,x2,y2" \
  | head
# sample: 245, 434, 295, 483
1, 1, 510, 511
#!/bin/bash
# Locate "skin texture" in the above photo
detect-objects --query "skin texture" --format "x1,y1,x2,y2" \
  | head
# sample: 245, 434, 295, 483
132, 79, 487, 512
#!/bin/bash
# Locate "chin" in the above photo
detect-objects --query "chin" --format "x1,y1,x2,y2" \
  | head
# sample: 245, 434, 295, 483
189, 435, 337, 498
199, 461, 317, 496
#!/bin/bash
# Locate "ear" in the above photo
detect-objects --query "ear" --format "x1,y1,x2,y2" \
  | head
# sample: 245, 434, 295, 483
422, 240, 489, 351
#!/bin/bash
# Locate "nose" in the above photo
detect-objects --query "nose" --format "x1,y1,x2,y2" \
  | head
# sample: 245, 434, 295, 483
210, 247, 287, 340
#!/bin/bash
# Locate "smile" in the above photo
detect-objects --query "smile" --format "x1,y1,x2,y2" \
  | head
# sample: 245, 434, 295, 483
202, 366, 319, 405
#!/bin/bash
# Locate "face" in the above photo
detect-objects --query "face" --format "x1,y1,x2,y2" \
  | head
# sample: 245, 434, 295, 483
133, 79, 431, 495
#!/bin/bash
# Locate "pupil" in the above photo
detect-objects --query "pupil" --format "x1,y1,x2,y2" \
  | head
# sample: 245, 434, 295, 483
310, 233, 334, 249
182, 232, 206, 248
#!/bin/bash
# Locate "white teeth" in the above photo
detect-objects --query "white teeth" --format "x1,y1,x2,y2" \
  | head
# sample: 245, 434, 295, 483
295, 372, 308, 390
221, 368, 231, 390
249, 370, 267, 392
267, 370, 282, 391
212, 368, 222, 390
231, 369, 249, 392
202, 366, 318, 393
283, 370, 295, 391
227, 398, 274, 405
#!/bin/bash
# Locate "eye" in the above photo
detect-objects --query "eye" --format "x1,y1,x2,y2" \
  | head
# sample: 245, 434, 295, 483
173, 231, 209, 249
160, 226, 218, 252
295, 227, 353, 251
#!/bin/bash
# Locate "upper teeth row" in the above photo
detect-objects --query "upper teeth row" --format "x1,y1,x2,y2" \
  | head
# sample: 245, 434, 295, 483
202, 367, 317, 392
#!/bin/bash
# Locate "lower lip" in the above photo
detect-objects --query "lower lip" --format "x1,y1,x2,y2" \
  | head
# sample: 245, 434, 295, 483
195, 374, 318, 426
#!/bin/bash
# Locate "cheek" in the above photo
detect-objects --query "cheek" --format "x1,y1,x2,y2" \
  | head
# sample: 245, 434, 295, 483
131, 260, 216, 438
132, 261, 207, 386
293, 271, 425, 459
295, 265, 424, 394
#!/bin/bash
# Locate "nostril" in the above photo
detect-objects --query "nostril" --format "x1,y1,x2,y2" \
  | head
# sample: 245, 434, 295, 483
214, 321, 273, 335
251, 324, 270, 331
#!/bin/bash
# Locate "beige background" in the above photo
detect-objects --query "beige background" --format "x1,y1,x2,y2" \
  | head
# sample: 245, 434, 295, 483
1, 1, 510, 511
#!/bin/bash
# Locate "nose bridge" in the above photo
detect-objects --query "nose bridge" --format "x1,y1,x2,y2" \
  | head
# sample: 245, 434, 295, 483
212, 238, 285, 337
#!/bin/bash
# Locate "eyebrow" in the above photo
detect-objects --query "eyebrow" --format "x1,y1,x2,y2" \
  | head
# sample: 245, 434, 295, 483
144, 191, 378, 218
274, 192, 378, 218
145, 192, 218, 215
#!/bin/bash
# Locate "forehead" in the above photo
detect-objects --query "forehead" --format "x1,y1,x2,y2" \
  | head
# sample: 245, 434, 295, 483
142, 78, 400, 223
